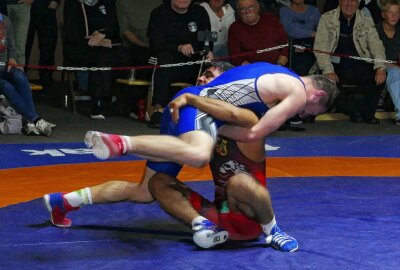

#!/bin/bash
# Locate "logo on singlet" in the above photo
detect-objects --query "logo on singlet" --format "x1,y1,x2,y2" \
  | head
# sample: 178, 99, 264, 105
215, 138, 228, 156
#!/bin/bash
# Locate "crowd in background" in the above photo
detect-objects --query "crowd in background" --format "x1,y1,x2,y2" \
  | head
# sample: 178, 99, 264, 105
1, 0, 399, 137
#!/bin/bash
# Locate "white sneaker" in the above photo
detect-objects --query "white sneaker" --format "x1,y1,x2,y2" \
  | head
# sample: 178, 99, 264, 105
35, 119, 56, 136
84, 130, 101, 148
24, 122, 40, 136
192, 220, 229, 249
90, 114, 106, 120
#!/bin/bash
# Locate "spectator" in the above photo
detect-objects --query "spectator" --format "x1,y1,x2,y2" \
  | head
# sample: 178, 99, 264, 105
228, 0, 289, 66
325, 0, 384, 24
7, 0, 33, 65
199, 0, 235, 58
314, 0, 386, 124
25, 0, 60, 93
147, 0, 212, 128
279, 0, 320, 75
0, 12, 56, 136
376, 0, 400, 125
63, 0, 125, 120
0, 1, 7, 15
116, 0, 161, 119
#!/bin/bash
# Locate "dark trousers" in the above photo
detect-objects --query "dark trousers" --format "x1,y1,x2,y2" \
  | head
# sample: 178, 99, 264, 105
290, 38, 316, 76
152, 52, 200, 107
334, 61, 382, 121
25, 6, 58, 87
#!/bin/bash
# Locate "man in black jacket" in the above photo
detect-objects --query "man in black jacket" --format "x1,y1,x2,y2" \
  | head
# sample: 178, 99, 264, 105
147, 0, 212, 128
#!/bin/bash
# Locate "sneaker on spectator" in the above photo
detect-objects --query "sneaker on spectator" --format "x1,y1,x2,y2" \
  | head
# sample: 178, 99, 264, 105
35, 119, 56, 136
24, 122, 40, 135
396, 119, 400, 126
289, 115, 303, 125
43, 192, 79, 227
90, 114, 106, 120
265, 224, 298, 252
192, 219, 229, 249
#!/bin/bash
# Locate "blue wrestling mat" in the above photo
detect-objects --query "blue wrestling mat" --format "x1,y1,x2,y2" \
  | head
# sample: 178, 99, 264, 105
1, 178, 399, 269
1, 135, 399, 269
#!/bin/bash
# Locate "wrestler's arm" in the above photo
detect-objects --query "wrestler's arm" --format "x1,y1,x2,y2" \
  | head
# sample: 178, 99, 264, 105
169, 93, 259, 128
218, 96, 299, 142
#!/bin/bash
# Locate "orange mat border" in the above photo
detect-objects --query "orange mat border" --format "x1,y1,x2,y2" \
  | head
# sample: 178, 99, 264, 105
1, 157, 399, 207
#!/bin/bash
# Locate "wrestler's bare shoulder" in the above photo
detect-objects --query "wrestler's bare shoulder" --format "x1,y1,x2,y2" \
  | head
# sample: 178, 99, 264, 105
257, 73, 305, 102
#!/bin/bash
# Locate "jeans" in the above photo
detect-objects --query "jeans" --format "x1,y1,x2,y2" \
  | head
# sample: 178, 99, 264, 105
0, 68, 38, 122
386, 65, 400, 120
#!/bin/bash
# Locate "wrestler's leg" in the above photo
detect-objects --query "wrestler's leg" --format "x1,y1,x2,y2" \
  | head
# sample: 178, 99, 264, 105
226, 173, 298, 252
86, 130, 215, 168
43, 167, 156, 227
148, 173, 228, 249
226, 173, 274, 224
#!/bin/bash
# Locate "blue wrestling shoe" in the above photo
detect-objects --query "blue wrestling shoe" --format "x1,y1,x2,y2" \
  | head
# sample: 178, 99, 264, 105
192, 220, 229, 249
43, 192, 79, 228
265, 224, 298, 252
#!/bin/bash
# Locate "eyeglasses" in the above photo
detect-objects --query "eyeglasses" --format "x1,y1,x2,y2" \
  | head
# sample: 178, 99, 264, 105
238, 4, 257, 14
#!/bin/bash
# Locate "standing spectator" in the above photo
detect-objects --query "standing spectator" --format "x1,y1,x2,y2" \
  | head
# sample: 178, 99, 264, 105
116, 0, 161, 118
147, 0, 212, 128
25, 0, 60, 93
279, 0, 320, 75
199, 0, 235, 58
314, 0, 386, 124
228, 0, 289, 66
63, 0, 124, 120
0, 12, 56, 136
7, 0, 33, 65
376, 0, 400, 125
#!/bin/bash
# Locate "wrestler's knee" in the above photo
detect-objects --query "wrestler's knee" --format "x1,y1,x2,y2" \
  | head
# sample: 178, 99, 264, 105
189, 149, 211, 168
148, 173, 176, 196
226, 173, 255, 194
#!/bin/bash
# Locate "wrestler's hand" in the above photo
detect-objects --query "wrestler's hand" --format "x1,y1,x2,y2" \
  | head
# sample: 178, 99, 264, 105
168, 93, 190, 123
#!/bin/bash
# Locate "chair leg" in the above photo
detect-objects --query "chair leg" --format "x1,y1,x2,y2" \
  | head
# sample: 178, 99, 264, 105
67, 72, 77, 113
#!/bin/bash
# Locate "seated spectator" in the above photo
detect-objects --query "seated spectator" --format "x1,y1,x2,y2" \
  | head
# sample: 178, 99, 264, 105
228, 0, 289, 66
376, 0, 400, 125
325, 0, 383, 24
199, 0, 235, 58
116, 0, 161, 118
0, 12, 55, 136
314, 0, 386, 124
147, 0, 212, 128
63, 0, 126, 120
279, 0, 320, 76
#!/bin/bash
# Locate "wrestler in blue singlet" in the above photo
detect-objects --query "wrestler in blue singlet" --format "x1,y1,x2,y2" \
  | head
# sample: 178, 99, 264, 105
148, 62, 303, 176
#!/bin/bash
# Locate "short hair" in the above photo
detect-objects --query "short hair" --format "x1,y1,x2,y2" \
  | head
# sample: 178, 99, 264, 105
308, 75, 340, 109
204, 61, 235, 73
381, 0, 400, 12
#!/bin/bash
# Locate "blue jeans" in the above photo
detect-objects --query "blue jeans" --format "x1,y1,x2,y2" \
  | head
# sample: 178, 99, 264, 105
386, 66, 400, 120
0, 68, 38, 122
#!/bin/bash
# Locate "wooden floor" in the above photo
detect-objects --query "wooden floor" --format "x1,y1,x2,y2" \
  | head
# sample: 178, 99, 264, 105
1, 157, 399, 207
